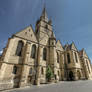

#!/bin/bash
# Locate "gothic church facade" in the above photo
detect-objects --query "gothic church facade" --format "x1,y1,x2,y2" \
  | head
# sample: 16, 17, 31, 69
0, 8, 92, 90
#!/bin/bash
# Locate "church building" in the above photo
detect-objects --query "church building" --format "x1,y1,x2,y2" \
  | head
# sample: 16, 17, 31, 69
0, 7, 92, 90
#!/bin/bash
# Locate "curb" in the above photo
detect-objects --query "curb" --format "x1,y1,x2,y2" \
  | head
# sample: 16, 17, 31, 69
1, 82, 58, 92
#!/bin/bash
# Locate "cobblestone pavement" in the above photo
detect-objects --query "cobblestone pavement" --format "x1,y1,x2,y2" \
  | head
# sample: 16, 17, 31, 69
3, 80, 92, 92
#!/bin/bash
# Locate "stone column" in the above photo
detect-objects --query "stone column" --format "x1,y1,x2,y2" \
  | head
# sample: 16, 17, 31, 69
84, 59, 89, 79
36, 46, 41, 85
73, 69, 78, 81
53, 48, 58, 82
19, 43, 31, 87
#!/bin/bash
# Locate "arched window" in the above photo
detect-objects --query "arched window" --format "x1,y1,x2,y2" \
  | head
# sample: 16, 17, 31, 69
13, 66, 17, 74
57, 52, 59, 63
16, 41, 24, 56
74, 52, 78, 63
43, 48, 47, 61
29, 68, 32, 75
67, 53, 71, 64
31, 44, 36, 59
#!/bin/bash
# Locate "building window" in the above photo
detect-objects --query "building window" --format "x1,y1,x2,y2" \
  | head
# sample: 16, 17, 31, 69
67, 53, 71, 64
29, 68, 32, 75
57, 52, 59, 63
16, 41, 24, 56
74, 52, 78, 63
52, 42, 54, 45
41, 67, 44, 75
43, 48, 47, 61
31, 44, 36, 59
13, 66, 17, 74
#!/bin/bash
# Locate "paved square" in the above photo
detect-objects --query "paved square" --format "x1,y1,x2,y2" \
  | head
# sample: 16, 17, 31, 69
4, 80, 92, 92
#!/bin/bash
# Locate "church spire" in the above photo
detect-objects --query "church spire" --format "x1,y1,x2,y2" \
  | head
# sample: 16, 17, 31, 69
40, 7, 48, 22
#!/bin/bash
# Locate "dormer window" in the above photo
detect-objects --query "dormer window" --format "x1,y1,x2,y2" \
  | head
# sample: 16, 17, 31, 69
25, 32, 27, 34
29, 29, 30, 32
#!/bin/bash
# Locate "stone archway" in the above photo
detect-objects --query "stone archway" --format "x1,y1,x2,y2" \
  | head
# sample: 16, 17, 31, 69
69, 71, 74, 81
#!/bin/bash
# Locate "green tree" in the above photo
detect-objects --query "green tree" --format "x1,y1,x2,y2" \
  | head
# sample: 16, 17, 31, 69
46, 66, 54, 82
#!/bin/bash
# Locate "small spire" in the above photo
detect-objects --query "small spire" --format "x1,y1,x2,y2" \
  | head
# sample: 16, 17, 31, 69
48, 19, 52, 25
40, 6, 48, 22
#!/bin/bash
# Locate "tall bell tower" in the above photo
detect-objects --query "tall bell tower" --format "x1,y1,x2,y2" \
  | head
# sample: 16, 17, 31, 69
35, 7, 53, 45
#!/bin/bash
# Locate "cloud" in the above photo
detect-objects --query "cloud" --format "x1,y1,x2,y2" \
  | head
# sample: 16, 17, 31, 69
0, 50, 3, 55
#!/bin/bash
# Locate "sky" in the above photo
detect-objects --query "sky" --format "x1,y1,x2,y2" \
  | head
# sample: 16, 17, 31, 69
0, 0, 92, 61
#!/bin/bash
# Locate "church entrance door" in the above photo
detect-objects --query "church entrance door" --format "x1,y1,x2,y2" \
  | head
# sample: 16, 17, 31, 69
69, 71, 74, 81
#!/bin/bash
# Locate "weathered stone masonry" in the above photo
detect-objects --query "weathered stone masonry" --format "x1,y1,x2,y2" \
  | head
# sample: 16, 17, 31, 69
0, 7, 92, 90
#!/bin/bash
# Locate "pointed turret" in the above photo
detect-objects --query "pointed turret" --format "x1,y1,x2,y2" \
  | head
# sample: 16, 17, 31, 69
63, 43, 69, 50
79, 48, 88, 58
40, 7, 48, 22
48, 19, 52, 25
51, 32, 56, 38
70, 42, 78, 51
49, 32, 56, 46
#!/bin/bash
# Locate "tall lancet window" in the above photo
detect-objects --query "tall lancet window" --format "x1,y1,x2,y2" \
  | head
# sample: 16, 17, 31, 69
74, 52, 78, 63
16, 41, 24, 56
43, 48, 47, 61
31, 44, 36, 59
67, 53, 71, 64
57, 52, 59, 63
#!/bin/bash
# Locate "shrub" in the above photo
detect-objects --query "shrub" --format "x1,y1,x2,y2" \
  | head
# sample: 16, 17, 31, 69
46, 66, 54, 82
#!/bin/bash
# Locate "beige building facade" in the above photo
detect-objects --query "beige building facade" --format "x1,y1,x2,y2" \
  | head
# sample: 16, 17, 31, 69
0, 8, 92, 90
